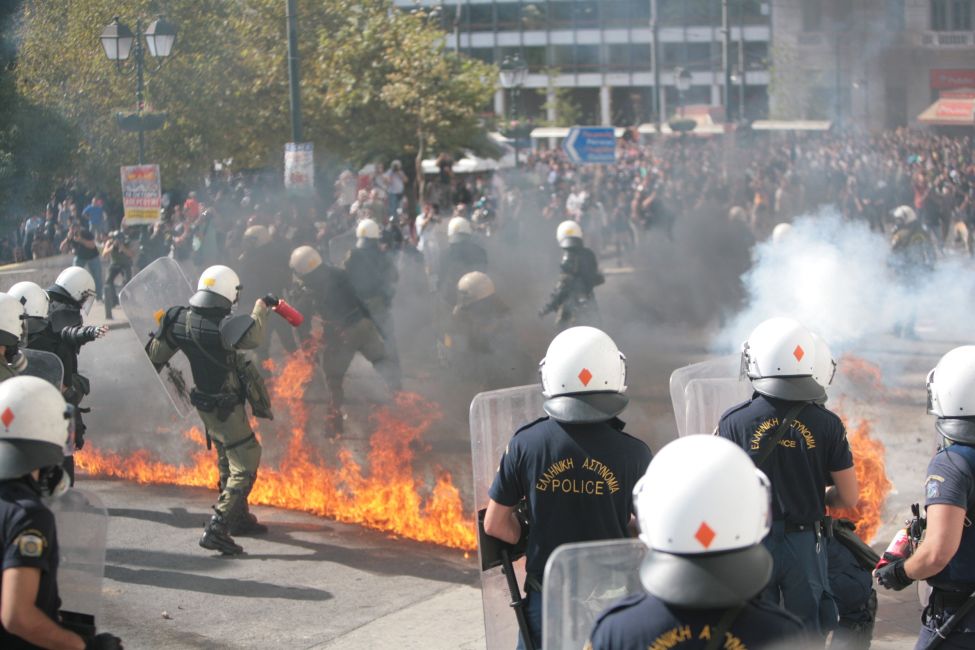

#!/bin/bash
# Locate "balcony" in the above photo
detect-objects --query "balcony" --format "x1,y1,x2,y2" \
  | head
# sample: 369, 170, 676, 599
919, 31, 975, 47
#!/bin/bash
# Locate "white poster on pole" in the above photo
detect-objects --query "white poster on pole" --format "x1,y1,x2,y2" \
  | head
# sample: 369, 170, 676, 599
284, 142, 314, 193
120, 165, 162, 226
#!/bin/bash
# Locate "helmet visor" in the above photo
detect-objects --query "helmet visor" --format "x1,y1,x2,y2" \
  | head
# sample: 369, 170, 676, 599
926, 368, 937, 415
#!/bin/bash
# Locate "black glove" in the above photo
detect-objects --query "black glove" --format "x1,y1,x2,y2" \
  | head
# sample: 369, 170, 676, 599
511, 500, 531, 557
262, 294, 280, 307
86, 632, 123, 650
875, 558, 913, 591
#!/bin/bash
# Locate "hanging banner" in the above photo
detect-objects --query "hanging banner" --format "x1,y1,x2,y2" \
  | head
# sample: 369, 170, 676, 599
120, 165, 162, 226
285, 142, 314, 193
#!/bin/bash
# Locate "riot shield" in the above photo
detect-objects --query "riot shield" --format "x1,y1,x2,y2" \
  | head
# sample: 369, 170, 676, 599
669, 355, 748, 436
542, 539, 646, 650
470, 384, 546, 650
328, 230, 356, 266
119, 257, 195, 417
22, 349, 64, 388
47, 488, 108, 633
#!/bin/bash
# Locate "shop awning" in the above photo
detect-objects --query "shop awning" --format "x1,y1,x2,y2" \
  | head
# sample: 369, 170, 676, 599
917, 94, 975, 126
750, 120, 832, 131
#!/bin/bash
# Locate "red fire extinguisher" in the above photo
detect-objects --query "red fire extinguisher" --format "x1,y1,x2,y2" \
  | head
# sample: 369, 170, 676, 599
263, 294, 304, 327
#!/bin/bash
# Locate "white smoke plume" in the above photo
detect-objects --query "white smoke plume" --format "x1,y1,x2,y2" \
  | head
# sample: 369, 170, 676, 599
715, 207, 975, 354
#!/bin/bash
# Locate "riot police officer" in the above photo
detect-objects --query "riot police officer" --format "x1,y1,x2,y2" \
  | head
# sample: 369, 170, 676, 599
438, 217, 487, 307
890, 205, 938, 339
0, 376, 123, 650
237, 225, 296, 364
540, 220, 604, 328
448, 272, 517, 389
344, 218, 400, 378
9, 276, 107, 484
483, 326, 652, 649
146, 265, 271, 555
875, 345, 975, 648
717, 317, 859, 637
0, 293, 27, 382
586, 435, 803, 650
289, 246, 399, 436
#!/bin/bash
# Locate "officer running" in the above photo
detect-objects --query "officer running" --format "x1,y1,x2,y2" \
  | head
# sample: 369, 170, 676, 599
889, 205, 938, 340
0, 376, 123, 650
875, 345, 975, 648
483, 326, 652, 649
717, 316, 859, 637
146, 265, 272, 555
586, 435, 803, 650
289, 245, 400, 436
448, 271, 516, 389
540, 221, 604, 329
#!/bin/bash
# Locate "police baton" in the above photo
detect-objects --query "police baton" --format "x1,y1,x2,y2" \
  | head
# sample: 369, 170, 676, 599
918, 589, 975, 650
477, 509, 536, 650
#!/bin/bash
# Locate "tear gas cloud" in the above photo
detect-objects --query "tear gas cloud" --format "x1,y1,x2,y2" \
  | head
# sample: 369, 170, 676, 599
715, 207, 974, 355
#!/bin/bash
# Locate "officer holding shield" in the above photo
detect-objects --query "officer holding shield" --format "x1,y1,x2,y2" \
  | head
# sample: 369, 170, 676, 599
483, 326, 652, 649
147, 265, 271, 555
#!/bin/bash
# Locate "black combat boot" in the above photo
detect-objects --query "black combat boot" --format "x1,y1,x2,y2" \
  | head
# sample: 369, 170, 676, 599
230, 509, 269, 536
199, 512, 243, 555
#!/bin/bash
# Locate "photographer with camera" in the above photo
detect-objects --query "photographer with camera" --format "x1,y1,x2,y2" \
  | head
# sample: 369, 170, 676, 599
58, 221, 101, 302
100, 225, 136, 320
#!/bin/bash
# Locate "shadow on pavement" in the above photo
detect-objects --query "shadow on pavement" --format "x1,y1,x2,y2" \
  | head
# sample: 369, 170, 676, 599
105, 565, 333, 601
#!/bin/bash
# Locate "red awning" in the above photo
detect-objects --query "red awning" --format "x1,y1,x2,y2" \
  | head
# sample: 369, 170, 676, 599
918, 93, 975, 126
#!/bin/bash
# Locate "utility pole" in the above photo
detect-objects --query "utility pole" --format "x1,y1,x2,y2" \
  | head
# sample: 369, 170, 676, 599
737, 0, 746, 121
721, 0, 732, 121
286, 0, 303, 142
650, 0, 661, 129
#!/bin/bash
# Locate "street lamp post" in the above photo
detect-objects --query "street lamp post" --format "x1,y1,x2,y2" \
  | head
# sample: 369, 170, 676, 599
100, 15, 177, 165
674, 67, 692, 118
499, 53, 528, 167
730, 66, 745, 122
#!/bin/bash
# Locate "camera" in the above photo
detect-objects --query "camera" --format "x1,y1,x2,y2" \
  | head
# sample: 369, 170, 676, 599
107, 230, 130, 246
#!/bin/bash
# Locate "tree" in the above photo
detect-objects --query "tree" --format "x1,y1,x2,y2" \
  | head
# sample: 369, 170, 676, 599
14, 0, 495, 205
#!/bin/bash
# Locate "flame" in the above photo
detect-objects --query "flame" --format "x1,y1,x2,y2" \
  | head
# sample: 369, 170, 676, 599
837, 354, 884, 392
828, 414, 893, 544
77, 345, 477, 550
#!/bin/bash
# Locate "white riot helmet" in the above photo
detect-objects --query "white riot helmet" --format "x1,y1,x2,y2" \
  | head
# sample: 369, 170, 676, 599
242, 225, 272, 248
0, 376, 71, 498
771, 223, 793, 244
810, 332, 836, 395
456, 271, 495, 309
189, 265, 241, 310
634, 435, 772, 607
539, 326, 627, 423
289, 245, 323, 277
927, 346, 975, 444
356, 218, 381, 247
50, 266, 96, 309
556, 220, 583, 249
7, 281, 48, 334
741, 317, 824, 401
893, 205, 918, 224
0, 294, 26, 348
448, 216, 473, 243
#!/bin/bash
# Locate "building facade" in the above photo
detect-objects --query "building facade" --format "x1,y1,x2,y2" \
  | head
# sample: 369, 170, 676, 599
770, 0, 975, 129
394, 0, 773, 126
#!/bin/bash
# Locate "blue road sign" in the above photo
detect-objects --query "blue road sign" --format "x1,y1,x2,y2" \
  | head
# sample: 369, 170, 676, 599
561, 127, 617, 165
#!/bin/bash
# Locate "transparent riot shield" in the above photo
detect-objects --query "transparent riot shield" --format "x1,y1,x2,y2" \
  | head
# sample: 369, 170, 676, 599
328, 230, 356, 266
47, 488, 108, 632
669, 355, 748, 436
22, 349, 64, 388
119, 257, 195, 417
542, 539, 646, 650
470, 384, 546, 650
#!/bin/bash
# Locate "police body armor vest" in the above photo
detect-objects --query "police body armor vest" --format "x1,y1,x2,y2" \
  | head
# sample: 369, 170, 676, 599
346, 246, 387, 303
167, 307, 237, 396
561, 246, 603, 296
28, 325, 78, 385
302, 265, 367, 328
930, 443, 975, 590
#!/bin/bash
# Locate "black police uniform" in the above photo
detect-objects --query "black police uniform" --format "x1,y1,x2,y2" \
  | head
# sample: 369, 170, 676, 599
344, 240, 400, 372
438, 237, 487, 306
0, 480, 61, 649
541, 241, 604, 327
717, 394, 854, 635
489, 416, 652, 648
827, 526, 877, 649
917, 443, 975, 649
238, 236, 297, 362
586, 592, 803, 650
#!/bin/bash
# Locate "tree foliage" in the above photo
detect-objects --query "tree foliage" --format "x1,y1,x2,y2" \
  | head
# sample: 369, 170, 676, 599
14, 0, 495, 200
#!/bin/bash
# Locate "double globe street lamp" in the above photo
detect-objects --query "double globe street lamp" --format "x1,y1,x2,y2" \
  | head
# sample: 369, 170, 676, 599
499, 53, 528, 167
100, 16, 177, 164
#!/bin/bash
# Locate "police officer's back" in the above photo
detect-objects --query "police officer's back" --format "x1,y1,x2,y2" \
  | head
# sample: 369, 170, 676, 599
717, 317, 859, 637
439, 217, 487, 306
587, 436, 803, 650
0, 377, 122, 650
876, 346, 975, 648
343, 219, 398, 316
483, 327, 652, 650
238, 225, 296, 359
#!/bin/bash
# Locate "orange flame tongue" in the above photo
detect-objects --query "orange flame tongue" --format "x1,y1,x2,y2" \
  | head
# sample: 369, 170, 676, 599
77, 347, 477, 550
828, 414, 893, 544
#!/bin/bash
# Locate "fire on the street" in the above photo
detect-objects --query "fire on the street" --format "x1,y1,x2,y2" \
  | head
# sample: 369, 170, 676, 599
828, 415, 892, 544
77, 347, 477, 551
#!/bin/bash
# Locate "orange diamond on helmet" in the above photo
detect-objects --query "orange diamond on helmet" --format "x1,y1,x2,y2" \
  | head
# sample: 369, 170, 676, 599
695, 522, 716, 549
793, 345, 805, 362
578, 368, 593, 386
1, 407, 13, 429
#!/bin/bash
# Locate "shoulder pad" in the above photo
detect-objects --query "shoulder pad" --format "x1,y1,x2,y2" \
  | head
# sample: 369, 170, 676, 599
748, 597, 805, 628
155, 306, 185, 338
512, 416, 549, 438
48, 306, 82, 332
592, 593, 646, 627
717, 398, 754, 423
220, 314, 257, 348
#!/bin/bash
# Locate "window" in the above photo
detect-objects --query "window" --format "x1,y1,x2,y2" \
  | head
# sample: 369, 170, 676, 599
575, 44, 600, 69
600, 0, 631, 28
932, 0, 949, 29
468, 4, 493, 29
886, 0, 906, 31
802, 0, 822, 31
952, 0, 972, 29
548, 2, 574, 29
931, 0, 972, 29
496, 3, 521, 29
467, 48, 494, 64
572, 2, 600, 27
662, 42, 712, 67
